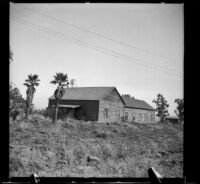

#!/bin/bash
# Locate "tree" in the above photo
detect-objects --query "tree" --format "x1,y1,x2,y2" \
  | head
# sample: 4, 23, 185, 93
50, 73, 69, 123
152, 93, 169, 122
10, 83, 25, 111
69, 78, 76, 88
174, 98, 184, 122
23, 74, 40, 119
9, 82, 26, 120
122, 94, 134, 99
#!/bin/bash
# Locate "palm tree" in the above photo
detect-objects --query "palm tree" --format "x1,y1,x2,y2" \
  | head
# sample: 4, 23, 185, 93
24, 74, 40, 119
50, 73, 69, 123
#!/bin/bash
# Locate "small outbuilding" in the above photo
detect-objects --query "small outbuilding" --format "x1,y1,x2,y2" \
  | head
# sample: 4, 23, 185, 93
165, 116, 179, 124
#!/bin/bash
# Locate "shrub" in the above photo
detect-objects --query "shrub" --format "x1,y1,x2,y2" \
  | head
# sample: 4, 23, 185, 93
92, 130, 107, 139
72, 146, 87, 166
112, 129, 118, 133
101, 143, 116, 161
44, 108, 54, 119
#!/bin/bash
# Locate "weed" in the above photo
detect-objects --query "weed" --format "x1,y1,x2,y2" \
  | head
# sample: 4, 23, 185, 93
93, 130, 107, 139
9, 117, 183, 177
9, 156, 24, 172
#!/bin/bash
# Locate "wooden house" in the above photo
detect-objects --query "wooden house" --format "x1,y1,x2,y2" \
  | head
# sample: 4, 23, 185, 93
48, 87, 155, 123
122, 96, 155, 123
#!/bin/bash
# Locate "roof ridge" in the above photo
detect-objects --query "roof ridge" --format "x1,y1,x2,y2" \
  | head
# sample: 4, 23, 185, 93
63, 86, 116, 89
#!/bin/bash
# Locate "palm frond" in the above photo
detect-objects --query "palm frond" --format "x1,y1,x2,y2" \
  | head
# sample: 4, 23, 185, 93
34, 82, 40, 86
25, 74, 40, 87
28, 74, 33, 81
23, 83, 30, 87
25, 79, 31, 83
50, 80, 57, 84
51, 73, 69, 86
32, 74, 39, 81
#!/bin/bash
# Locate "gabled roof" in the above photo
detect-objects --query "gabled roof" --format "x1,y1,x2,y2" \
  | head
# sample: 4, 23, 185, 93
49, 87, 125, 103
122, 96, 155, 111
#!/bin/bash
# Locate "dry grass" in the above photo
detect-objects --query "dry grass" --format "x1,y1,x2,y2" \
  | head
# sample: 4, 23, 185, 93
9, 118, 183, 178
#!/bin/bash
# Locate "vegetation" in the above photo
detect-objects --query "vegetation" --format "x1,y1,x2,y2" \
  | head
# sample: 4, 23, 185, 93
9, 68, 183, 177
24, 74, 40, 120
9, 118, 183, 177
174, 99, 184, 123
153, 94, 169, 122
9, 83, 26, 120
121, 94, 134, 99
50, 73, 69, 123
69, 78, 76, 88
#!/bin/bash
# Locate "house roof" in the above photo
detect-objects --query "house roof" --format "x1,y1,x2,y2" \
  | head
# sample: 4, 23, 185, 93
122, 96, 155, 111
49, 87, 125, 103
51, 104, 81, 108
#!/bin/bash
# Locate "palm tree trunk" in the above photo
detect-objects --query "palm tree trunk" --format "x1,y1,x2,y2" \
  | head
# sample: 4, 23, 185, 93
53, 100, 59, 124
26, 106, 30, 120
26, 93, 32, 120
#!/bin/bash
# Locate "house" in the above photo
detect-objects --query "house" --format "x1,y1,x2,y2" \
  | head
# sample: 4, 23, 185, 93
122, 96, 155, 123
48, 87, 125, 122
47, 87, 155, 123
165, 116, 179, 124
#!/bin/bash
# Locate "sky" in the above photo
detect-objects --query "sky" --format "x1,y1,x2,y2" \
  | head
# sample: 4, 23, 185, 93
10, 3, 184, 116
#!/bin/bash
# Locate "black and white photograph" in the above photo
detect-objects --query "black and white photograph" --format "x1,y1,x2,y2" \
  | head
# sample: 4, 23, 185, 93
9, 3, 184, 178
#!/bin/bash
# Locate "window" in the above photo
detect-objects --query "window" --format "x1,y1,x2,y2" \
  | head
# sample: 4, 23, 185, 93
151, 113, 154, 122
116, 110, 120, 120
148, 113, 151, 121
132, 113, 135, 121
145, 113, 148, 122
142, 113, 145, 122
103, 108, 108, 118
139, 113, 142, 121
124, 112, 128, 121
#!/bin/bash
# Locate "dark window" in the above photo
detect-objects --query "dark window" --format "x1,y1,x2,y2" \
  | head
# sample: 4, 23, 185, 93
104, 108, 108, 118
116, 110, 120, 120
151, 113, 154, 121
132, 113, 135, 121
142, 113, 145, 122
139, 113, 142, 121
124, 112, 128, 121
145, 113, 148, 122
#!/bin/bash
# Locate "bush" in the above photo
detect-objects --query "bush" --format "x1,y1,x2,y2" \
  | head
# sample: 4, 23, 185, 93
72, 146, 87, 166
92, 130, 107, 139
44, 108, 54, 119
101, 143, 116, 161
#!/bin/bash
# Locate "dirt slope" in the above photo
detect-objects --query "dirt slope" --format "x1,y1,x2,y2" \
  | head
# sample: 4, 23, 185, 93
9, 118, 183, 177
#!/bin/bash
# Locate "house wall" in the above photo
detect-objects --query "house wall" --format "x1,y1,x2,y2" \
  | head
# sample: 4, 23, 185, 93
48, 99, 99, 121
98, 89, 124, 123
124, 107, 155, 123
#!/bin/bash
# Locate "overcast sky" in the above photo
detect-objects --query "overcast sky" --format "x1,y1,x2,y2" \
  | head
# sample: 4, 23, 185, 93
10, 3, 183, 116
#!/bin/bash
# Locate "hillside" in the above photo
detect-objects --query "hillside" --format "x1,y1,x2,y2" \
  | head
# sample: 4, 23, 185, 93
9, 117, 183, 178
